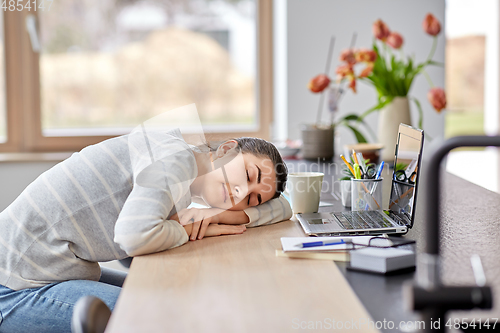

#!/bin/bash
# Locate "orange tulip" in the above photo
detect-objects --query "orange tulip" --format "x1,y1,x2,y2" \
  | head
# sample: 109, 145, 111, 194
348, 77, 357, 93
422, 13, 441, 36
336, 64, 354, 80
355, 49, 377, 63
308, 74, 331, 93
387, 32, 404, 49
427, 87, 446, 112
359, 64, 374, 78
339, 49, 356, 64
372, 19, 390, 41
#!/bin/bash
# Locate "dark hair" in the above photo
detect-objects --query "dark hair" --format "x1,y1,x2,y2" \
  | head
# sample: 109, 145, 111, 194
208, 137, 287, 199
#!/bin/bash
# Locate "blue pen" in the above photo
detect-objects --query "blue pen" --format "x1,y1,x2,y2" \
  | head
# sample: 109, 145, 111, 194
375, 161, 385, 180
295, 239, 345, 248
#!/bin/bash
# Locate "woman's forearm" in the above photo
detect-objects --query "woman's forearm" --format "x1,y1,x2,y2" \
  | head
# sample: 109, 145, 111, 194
217, 210, 250, 225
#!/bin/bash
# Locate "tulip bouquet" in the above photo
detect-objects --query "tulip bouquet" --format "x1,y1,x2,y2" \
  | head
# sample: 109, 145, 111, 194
309, 13, 446, 133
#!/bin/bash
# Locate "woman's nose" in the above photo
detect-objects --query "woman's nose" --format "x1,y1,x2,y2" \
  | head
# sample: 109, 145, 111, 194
234, 184, 249, 198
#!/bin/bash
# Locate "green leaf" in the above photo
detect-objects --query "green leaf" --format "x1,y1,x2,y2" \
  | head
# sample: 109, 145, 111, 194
341, 168, 354, 178
428, 60, 444, 67
410, 96, 424, 129
395, 162, 408, 172
391, 55, 397, 73
405, 57, 414, 75
339, 176, 351, 181
336, 113, 376, 142
342, 169, 353, 176
359, 96, 394, 120
341, 114, 360, 121
345, 124, 368, 143
344, 113, 377, 142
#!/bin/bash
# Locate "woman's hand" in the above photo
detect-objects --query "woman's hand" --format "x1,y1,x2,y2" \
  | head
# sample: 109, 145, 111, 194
177, 207, 225, 240
183, 223, 246, 239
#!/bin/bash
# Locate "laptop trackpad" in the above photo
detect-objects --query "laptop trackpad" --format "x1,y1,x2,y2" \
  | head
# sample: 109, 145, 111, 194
299, 212, 344, 231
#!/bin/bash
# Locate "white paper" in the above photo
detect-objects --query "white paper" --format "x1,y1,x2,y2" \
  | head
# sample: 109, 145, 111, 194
280, 235, 389, 253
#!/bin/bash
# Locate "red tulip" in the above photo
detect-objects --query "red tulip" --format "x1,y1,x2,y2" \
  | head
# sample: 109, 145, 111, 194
427, 87, 446, 112
373, 19, 390, 41
422, 13, 441, 36
355, 49, 377, 63
308, 74, 331, 93
387, 32, 404, 49
339, 49, 356, 64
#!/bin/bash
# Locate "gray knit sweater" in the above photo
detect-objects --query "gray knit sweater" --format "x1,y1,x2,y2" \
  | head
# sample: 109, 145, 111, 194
0, 129, 292, 290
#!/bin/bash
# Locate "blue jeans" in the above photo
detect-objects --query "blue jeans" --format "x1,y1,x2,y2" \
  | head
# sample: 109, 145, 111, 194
0, 267, 126, 333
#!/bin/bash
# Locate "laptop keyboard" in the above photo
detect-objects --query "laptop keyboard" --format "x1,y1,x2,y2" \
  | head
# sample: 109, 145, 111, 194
333, 211, 396, 230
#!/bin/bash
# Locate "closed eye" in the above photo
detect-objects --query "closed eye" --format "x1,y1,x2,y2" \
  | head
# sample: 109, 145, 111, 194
246, 170, 251, 205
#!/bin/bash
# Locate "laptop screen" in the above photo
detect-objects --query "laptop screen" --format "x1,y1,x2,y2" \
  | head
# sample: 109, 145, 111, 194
388, 124, 424, 228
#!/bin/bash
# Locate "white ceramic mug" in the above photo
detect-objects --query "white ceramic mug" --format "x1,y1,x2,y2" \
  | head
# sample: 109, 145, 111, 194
286, 172, 324, 214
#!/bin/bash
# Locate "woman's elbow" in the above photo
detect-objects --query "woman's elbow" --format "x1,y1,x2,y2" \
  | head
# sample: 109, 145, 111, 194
114, 229, 189, 257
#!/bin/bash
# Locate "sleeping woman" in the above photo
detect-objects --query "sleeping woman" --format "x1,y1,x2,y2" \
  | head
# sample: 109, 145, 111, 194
0, 128, 292, 333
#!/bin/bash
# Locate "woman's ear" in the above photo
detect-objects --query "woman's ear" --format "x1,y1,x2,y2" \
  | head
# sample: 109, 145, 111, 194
215, 140, 238, 158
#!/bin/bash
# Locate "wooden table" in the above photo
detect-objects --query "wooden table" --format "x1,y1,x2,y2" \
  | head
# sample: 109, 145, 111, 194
106, 157, 500, 332
106, 218, 379, 333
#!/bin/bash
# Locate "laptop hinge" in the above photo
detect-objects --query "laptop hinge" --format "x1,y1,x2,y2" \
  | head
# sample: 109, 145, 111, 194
389, 211, 410, 228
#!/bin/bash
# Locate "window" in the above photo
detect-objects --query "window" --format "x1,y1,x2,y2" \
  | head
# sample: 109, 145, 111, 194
2, 0, 272, 152
445, 0, 486, 138
445, 0, 500, 193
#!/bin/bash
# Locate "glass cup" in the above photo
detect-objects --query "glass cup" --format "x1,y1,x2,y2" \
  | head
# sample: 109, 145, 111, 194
351, 178, 383, 211
286, 172, 324, 214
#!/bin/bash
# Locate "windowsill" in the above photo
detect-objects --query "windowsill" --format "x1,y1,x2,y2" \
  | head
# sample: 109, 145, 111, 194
0, 152, 74, 163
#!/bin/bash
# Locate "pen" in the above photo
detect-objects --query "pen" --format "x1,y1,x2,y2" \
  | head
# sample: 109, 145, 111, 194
375, 161, 385, 180
295, 239, 346, 248
340, 155, 355, 176
366, 161, 385, 209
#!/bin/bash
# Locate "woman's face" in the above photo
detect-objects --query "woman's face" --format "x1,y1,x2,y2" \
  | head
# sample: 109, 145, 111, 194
199, 149, 277, 210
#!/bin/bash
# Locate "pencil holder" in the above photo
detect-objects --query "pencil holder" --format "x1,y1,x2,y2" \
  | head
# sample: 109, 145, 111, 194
340, 180, 351, 207
351, 178, 383, 211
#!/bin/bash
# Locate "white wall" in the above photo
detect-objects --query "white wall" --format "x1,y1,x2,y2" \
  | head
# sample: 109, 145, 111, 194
274, 0, 446, 147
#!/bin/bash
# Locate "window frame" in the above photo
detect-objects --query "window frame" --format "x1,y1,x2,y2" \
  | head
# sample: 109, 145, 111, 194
2, 0, 273, 152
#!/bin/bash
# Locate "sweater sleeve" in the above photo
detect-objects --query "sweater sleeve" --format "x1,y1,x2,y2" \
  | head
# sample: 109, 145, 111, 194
242, 194, 292, 227
114, 129, 196, 256
114, 180, 189, 257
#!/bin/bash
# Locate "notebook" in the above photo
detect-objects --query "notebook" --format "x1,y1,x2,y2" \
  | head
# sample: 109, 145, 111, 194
278, 235, 391, 262
296, 124, 424, 236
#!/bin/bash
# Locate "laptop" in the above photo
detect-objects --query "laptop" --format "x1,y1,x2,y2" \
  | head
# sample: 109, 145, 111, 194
297, 123, 424, 236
